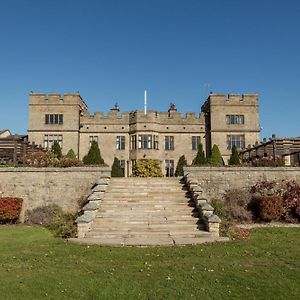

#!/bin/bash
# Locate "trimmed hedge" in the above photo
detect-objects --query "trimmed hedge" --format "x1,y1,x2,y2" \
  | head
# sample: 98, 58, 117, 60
132, 159, 163, 177
0, 198, 23, 224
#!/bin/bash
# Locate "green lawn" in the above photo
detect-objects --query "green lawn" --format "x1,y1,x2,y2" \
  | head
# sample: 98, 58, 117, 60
0, 226, 299, 300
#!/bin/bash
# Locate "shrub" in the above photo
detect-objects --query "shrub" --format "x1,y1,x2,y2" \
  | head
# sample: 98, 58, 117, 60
209, 198, 232, 237
51, 141, 62, 159
254, 195, 284, 222
111, 157, 124, 177
175, 155, 187, 176
250, 180, 288, 198
57, 157, 83, 167
208, 144, 224, 166
66, 149, 77, 159
25, 204, 77, 238
83, 141, 105, 165
0, 198, 23, 224
228, 145, 240, 165
282, 181, 300, 222
252, 157, 285, 167
223, 189, 253, 222
132, 159, 163, 177
23, 151, 59, 167
192, 143, 207, 165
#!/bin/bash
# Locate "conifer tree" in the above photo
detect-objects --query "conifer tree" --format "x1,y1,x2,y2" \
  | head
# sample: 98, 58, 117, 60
175, 155, 187, 177
192, 142, 207, 165
66, 149, 76, 159
229, 145, 240, 165
208, 144, 224, 166
111, 157, 124, 177
83, 141, 105, 165
51, 141, 62, 159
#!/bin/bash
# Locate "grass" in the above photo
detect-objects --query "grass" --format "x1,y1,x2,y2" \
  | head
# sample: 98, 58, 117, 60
0, 226, 299, 299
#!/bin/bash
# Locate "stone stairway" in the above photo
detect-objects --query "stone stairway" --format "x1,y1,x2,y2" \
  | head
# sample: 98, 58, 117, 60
72, 177, 227, 246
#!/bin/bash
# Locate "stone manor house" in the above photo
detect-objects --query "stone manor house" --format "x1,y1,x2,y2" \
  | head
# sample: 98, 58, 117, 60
28, 93, 260, 176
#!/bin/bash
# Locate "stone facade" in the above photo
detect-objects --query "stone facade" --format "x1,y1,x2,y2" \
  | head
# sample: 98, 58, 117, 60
0, 167, 110, 221
184, 166, 300, 200
28, 93, 260, 175
201, 94, 260, 162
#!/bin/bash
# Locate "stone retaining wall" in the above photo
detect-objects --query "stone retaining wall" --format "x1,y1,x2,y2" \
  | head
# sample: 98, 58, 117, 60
184, 166, 300, 200
0, 167, 111, 221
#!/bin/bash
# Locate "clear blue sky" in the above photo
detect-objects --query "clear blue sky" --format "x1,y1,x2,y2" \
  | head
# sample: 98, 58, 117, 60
0, 0, 299, 139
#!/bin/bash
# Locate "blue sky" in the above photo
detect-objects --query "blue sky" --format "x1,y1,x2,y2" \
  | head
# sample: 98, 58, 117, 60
0, 0, 299, 139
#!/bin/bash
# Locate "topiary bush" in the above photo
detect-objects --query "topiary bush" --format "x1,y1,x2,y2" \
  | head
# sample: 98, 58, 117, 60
51, 141, 62, 159
83, 141, 105, 165
175, 155, 187, 176
132, 159, 163, 177
0, 198, 23, 224
192, 143, 207, 165
66, 149, 76, 159
208, 144, 224, 166
25, 204, 77, 238
111, 157, 124, 177
229, 145, 240, 165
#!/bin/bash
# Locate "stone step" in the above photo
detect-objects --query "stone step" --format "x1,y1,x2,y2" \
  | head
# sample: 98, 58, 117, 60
70, 236, 228, 246
103, 192, 186, 197
73, 176, 219, 246
98, 203, 195, 209
90, 223, 202, 229
86, 231, 210, 239
94, 215, 199, 223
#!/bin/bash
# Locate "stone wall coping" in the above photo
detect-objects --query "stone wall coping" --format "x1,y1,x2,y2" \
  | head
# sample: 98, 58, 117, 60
0, 167, 111, 173
184, 166, 300, 173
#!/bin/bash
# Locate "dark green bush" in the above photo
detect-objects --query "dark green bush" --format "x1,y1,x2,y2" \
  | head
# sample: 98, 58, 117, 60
111, 157, 124, 177
51, 141, 62, 159
229, 145, 240, 165
25, 204, 77, 238
208, 144, 224, 166
192, 143, 207, 165
83, 141, 105, 165
175, 155, 187, 176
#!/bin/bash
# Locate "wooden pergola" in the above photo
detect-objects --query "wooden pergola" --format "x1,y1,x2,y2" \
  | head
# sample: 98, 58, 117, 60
0, 135, 43, 164
239, 137, 300, 166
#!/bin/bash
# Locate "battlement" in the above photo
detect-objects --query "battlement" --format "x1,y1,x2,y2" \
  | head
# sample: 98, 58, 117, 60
204, 93, 258, 107
129, 110, 204, 124
29, 93, 89, 111
80, 109, 205, 125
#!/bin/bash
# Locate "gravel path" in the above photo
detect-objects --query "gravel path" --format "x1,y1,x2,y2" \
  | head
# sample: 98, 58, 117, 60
237, 222, 300, 229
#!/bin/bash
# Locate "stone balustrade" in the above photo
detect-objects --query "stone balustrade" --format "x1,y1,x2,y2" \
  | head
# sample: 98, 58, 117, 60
76, 178, 110, 238
184, 173, 221, 235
